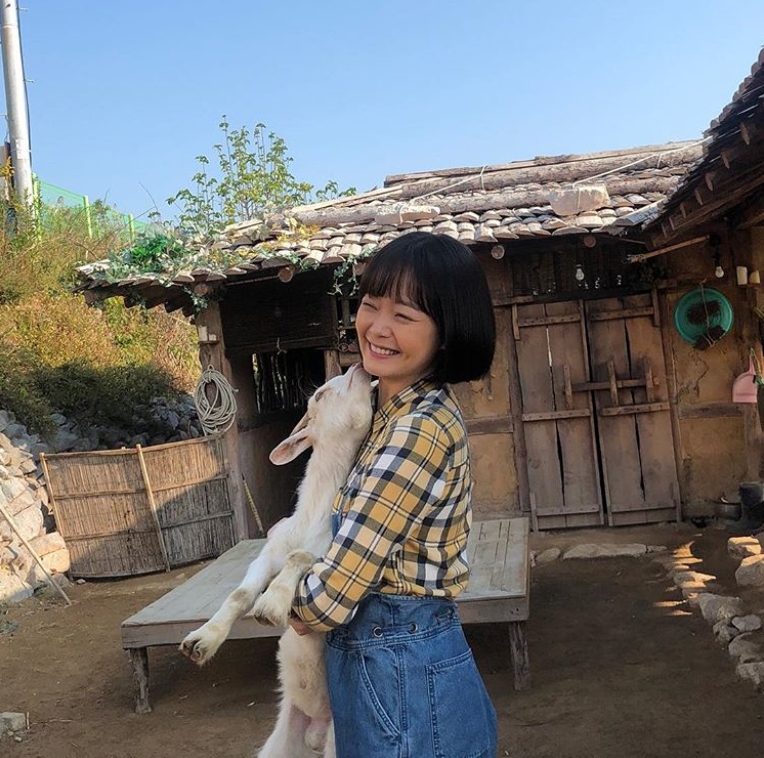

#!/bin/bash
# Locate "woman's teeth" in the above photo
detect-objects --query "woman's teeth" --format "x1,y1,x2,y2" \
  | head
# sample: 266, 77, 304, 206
369, 342, 397, 356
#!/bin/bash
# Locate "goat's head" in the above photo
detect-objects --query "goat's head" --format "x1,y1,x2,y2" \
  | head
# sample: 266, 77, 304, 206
269, 363, 373, 465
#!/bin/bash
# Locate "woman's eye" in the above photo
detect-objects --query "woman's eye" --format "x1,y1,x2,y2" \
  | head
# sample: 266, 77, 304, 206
361, 300, 378, 311
395, 312, 413, 321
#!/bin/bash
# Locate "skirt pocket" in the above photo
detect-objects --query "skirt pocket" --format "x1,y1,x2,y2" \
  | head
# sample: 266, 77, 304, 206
326, 640, 402, 755
427, 650, 497, 758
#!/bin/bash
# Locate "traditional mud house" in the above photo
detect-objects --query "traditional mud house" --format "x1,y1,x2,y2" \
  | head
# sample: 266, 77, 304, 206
84, 134, 760, 538
81, 42, 764, 538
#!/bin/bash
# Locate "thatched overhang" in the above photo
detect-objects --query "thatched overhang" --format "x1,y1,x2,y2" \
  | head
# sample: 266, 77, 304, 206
647, 48, 764, 245
77, 142, 702, 314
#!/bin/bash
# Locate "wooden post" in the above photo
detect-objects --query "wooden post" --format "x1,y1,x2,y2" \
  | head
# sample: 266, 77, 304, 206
506, 308, 531, 519
135, 445, 171, 572
0, 500, 72, 605
578, 300, 605, 525
324, 349, 342, 379
528, 492, 539, 533
38, 452, 62, 533
508, 622, 530, 690
658, 292, 685, 521
127, 648, 152, 714
195, 303, 247, 542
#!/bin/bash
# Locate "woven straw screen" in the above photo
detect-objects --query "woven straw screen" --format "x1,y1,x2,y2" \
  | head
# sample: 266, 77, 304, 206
41, 435, 235, 578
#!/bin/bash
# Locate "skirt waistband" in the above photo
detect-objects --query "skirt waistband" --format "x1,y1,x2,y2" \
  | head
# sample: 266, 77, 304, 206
329, 593, 459, 644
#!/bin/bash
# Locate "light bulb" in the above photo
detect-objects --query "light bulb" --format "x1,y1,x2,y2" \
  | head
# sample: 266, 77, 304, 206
575, 264, 585, 282
715, 265, 725, 278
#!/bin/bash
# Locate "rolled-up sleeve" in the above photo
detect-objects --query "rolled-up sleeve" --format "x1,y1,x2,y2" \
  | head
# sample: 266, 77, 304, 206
293, 414, 451, 631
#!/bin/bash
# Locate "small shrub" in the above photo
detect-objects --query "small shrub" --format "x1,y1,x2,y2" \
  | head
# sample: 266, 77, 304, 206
32, 362, 181, 431
0, 346, 55, 437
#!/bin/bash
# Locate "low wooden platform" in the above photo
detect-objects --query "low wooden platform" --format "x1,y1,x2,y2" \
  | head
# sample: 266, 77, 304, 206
121, 517, 530, 713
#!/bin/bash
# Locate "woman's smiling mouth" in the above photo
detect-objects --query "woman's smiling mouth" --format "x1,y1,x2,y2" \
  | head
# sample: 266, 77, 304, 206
367, 341, 399, 357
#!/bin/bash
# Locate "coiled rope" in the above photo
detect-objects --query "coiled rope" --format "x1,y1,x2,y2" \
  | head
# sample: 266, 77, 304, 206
193, 366, 238, 436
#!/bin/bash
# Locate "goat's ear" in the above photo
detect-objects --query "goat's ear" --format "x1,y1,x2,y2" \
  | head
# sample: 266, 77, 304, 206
289, 412, 309, 436
270, 429, 312, 465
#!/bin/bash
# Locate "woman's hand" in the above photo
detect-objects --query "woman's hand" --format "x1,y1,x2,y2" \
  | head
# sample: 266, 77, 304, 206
289, 615, 313, 636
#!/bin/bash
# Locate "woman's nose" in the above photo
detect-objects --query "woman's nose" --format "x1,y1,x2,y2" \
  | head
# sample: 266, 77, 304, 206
367, 313, 392, 337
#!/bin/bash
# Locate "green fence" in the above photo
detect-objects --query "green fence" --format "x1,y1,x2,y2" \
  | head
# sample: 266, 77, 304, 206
33, 177, 149, 242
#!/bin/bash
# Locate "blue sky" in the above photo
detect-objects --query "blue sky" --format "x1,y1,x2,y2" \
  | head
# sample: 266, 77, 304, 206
15, 1, 764, 222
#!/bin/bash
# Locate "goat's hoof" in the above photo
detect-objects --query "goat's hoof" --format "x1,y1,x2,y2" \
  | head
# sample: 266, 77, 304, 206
252, 612, 277, 627
252, 593, 289, 627
179, 629, 218, 665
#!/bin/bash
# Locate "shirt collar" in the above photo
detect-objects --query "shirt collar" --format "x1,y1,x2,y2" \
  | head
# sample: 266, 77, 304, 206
375, 376, 441, 426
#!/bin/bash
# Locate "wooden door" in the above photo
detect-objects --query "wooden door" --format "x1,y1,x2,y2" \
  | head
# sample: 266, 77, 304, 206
586, 294, 680, 525
513, 300, 604, 529
512, 294, 680, 528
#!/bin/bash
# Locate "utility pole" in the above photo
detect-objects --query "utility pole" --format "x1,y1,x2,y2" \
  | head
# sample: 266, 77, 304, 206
0, 0, 33, 206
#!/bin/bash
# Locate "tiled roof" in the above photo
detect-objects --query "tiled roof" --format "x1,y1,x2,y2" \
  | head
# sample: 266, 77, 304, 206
647, 47, 764, 240
77, 141, 702, 307
222, 141, 701, 254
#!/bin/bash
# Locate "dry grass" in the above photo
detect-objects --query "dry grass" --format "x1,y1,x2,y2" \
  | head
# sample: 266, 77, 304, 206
0, 205, 199, 435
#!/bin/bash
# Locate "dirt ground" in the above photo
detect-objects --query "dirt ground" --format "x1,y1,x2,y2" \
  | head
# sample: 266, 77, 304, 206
2, 521, 764, 758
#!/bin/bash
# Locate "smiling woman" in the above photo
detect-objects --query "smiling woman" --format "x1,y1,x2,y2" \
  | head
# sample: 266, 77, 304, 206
290, 232, 499, 758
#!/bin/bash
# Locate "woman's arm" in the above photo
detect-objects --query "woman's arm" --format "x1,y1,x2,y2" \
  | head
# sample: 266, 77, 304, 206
292, 413, 451, 632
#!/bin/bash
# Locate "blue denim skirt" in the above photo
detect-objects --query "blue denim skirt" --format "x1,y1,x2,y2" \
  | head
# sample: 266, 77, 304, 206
325, 592, 497, 758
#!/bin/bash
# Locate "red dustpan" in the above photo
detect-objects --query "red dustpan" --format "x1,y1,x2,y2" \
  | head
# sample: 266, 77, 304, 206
733, 352, 758, 403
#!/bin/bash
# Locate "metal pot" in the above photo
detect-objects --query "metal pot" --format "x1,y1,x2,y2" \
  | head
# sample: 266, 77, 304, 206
715, 501, 742, 521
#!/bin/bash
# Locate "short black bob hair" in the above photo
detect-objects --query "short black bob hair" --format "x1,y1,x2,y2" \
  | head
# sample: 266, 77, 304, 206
358, 231, 495, 384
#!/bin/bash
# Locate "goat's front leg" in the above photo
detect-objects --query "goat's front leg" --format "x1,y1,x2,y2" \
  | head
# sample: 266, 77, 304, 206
252, 550, 316, 627
180, 546, 280, 665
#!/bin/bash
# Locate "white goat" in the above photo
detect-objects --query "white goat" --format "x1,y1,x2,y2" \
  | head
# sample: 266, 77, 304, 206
180, 363, 373, 758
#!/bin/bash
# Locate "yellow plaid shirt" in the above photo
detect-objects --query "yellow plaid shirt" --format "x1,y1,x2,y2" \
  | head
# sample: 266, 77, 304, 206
294, 377, 473, 632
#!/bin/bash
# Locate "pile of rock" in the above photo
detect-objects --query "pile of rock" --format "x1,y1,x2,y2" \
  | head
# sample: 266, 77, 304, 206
7, 396, 203, 456
730, 534, 764, 588
656, 537, 764, 692
0, 413, 69, 604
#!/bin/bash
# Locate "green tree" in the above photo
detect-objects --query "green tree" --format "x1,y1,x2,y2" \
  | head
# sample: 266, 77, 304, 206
167, 118, 354, 238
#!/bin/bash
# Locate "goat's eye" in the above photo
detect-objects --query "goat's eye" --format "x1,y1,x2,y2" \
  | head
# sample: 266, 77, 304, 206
313, 389, 325, 402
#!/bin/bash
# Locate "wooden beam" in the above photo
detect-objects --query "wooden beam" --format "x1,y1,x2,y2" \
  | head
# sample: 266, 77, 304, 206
733, 189, 764, 229
135, 445, 171, 572
655, 155, 764, 242
258, 177, 683, 229
626, 235, 708, 263
392, 145, 702, 197
383, 141, 701, 186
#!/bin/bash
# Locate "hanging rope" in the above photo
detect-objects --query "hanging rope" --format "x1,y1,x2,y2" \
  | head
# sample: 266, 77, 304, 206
193, 366, 238, 436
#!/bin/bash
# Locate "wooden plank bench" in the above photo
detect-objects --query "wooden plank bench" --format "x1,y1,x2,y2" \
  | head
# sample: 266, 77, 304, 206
121, 516, 530, 713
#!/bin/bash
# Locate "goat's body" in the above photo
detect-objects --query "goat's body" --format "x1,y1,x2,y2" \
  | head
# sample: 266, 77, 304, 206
180, 367, 372, 758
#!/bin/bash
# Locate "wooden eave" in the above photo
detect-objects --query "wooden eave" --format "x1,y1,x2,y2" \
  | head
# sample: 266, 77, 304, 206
647, 49, 764, 245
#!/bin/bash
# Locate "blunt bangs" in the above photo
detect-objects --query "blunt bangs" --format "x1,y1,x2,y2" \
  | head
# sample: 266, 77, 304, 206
358, 232, 496, 385
358, 237, 434, 318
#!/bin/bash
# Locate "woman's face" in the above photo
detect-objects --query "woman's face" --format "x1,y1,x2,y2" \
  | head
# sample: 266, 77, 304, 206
356, 294, 440, 403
